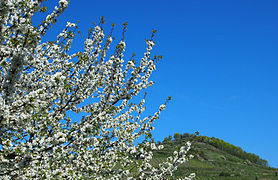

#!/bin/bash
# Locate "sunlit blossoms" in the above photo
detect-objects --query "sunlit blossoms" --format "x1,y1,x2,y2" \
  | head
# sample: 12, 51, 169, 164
0, 0, 195, 179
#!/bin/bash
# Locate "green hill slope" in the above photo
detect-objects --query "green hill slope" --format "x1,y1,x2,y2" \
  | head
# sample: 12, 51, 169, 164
153, 133, 278, 179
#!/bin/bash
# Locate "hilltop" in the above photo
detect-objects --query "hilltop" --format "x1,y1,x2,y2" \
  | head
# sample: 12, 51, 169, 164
152, 133, 278, 179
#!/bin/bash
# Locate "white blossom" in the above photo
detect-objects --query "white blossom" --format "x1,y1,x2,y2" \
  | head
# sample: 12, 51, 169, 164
66, 22, 76, 27
0, 0, 194, 179
59, 0, 69, 8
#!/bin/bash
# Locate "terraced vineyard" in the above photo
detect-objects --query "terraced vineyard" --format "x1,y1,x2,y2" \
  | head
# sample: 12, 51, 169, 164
152, 134, 278, 179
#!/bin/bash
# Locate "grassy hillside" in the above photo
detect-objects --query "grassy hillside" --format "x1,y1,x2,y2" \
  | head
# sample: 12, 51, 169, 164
153, 133, 278, 179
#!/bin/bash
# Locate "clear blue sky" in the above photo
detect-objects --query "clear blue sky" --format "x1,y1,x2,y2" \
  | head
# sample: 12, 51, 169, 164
41, 0, 278, 168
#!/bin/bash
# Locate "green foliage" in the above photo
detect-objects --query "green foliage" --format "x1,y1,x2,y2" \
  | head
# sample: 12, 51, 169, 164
177, 133, 269, 167
174, 133, 181, 140
219, 171, 231, 177
152, 133, 278, 179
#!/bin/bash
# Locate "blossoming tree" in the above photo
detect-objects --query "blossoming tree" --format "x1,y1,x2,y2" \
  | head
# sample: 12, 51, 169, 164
0, 0, 195, 179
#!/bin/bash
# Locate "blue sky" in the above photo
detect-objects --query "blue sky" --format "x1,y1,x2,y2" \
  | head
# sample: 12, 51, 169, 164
41, 0, 278, 167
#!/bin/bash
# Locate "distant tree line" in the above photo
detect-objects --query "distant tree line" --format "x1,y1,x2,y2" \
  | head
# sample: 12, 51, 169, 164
159, 133, 269, 167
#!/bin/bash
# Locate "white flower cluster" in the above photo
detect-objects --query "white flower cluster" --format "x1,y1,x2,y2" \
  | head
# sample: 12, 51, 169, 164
0, 0, 195, 179
59, 0, 68, 8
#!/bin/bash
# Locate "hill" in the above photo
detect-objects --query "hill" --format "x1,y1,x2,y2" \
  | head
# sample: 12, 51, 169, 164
152, 133, 278, 179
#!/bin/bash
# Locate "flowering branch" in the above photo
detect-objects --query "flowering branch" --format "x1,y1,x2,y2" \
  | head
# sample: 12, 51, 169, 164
0, 0, 194, 179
